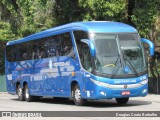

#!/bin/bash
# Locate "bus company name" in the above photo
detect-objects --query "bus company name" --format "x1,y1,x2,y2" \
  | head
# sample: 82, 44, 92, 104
114, 79, 136, 84
53, 61, 70, 67
49, 60, 70, 68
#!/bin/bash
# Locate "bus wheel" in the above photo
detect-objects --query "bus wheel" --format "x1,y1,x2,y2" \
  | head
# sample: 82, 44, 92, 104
116, 97, 129, 104
24, 84, 33, 102
73, 84, 86, 106
17, 84, 25, 101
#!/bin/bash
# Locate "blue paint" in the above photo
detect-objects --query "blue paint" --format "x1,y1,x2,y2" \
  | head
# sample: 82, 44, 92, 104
141, 38, 155, 56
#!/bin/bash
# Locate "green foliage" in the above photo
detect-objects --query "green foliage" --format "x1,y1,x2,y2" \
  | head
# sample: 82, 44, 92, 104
53, 0, 83, 25
0, 0, 160, 39
0, 21, 14, 75
33, 0, 55, 30
0, 0, 55, 38
53, 0, 127, 25
0, 21, 12, 75
0, 21, 15, 41
79, 0, 127, 21
131, 0, 159, 38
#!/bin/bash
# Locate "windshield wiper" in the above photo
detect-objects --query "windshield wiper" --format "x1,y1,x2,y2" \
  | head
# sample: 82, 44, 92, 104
123, 57, 139, 77
111, 55, 122, 78
122, 51, 139, 77
111, 53, 139, 78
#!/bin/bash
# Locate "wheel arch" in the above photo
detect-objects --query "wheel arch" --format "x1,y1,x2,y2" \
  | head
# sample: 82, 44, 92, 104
70, 79, 84, 97
23, 81, 28, 88
16, 82, 21, 94
16, 81, 28, 93
71, 80, 78, 97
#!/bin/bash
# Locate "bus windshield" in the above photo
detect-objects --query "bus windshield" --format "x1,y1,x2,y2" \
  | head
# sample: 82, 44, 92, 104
93, 33, 147, 77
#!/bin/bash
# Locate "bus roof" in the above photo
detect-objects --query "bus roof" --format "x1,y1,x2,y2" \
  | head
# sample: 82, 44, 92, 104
7, 21, 138, 45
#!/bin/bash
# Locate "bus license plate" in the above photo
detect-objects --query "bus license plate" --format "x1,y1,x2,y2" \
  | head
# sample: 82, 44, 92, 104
122, 91, 130, 95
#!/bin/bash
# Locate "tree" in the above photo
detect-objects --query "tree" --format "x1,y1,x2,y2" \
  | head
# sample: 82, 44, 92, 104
0, 21, 15, 75
0, 0, 55, 38
53, 0, 84, 25
53, 0, 127, 25
0, 21, 15, 41
131, 0, 159, 38
79, 0, 127, 21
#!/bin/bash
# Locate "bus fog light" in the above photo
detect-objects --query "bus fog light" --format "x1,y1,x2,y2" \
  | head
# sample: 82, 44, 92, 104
142, 89, 147, 94
100, 91, 106, 96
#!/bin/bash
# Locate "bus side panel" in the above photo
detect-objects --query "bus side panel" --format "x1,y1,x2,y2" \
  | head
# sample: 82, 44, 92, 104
28, 57, 61, 96
5, 61, 19, 94
6, 75, 17, 94
58, 56, 80, 97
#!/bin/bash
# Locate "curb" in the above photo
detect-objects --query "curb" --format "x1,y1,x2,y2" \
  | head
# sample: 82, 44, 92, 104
0, 92, 8, 94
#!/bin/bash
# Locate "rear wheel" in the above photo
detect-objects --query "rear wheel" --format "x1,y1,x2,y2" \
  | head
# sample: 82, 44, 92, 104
24, 84, 33, 102
116, 97, 129, 104
73, 84, 86, 106
17, 84, 25, 101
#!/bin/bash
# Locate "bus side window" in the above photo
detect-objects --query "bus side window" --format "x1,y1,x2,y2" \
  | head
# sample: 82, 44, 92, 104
73, 30, 92, 71
80, 43, 92, 72
7, 45, 15, 62
23, 53, 27, 60
37, 47, 44, 59
32, 45, 37, 59
15, 45, 21, 61
60, 32, 75, 58
44, 35, 60, 58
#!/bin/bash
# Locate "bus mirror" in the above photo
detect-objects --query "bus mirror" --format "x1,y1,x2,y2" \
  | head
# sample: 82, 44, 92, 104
81, 39, 96, 57
141, 38, 154, 56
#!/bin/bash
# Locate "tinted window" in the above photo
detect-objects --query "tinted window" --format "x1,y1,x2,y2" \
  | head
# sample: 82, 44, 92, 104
60, 33, 73, 56
44, 35, 61, 58
73, 31, 91, 70
6, 32, 73, 62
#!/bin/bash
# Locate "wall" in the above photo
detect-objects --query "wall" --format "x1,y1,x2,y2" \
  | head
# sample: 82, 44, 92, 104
0, 75, 6, 92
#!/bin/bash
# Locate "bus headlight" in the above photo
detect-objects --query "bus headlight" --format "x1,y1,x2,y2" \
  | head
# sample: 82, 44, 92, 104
140, 79, 148, 85
90, 78, 110, 87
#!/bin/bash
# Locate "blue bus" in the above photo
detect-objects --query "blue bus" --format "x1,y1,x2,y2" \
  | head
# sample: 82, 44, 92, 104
5, 21, 154, 106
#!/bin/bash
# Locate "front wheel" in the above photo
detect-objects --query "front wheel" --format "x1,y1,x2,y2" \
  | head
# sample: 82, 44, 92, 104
24, 84, 33, 102
73, 84, 86, 106
116, 97, 129, 104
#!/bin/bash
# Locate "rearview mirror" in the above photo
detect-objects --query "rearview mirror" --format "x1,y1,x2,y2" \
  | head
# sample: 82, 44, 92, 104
81, 39, 96, 57
141, 38, 154, 56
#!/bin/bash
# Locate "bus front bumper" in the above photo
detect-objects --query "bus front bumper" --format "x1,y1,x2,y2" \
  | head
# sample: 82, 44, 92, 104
82, 83, 148, 99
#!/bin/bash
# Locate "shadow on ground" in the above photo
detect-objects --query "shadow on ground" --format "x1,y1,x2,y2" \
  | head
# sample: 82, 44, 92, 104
11, 97, 152, 108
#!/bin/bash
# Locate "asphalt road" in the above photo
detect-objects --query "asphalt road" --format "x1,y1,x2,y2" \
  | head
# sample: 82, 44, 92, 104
0, 93, 160, 120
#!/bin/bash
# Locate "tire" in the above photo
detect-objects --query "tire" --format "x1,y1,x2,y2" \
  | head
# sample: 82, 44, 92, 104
73, 84, 86, 106
116, 97, 129, 104
17, 84, 25, 101
24, 84, 33, 102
